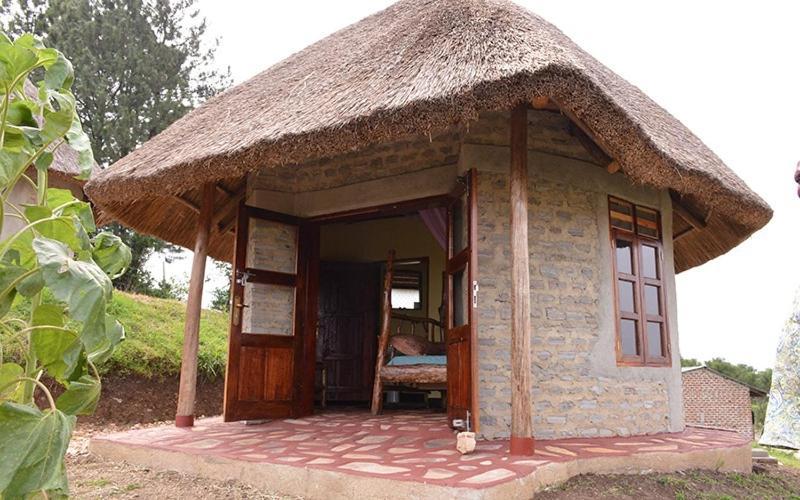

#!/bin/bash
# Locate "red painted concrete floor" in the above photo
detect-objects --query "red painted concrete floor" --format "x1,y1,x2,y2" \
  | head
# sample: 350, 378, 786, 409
93, 411, 748, 489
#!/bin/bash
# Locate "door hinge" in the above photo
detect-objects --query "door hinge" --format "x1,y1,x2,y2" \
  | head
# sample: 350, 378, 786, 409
472, 281, 479, 308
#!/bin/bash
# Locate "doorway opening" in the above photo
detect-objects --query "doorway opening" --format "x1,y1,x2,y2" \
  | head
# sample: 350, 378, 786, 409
316, 214, 447, 411
223, 171, 477, 430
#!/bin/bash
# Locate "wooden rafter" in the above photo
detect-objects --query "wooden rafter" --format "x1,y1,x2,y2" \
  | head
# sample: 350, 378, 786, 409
533, 97, 620, 174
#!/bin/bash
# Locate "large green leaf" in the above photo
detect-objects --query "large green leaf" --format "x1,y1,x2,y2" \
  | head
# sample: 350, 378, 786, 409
55, 375, 100, 415
0, 402, 74, 497
0, 362, 23, 400
32, 237, 116, 359
0, 263, 26, 316
91, 232, 131, 280
30, 304, 81, 382
0, 149, 31, 188
47, 188, 95, 233
43, 53, 73, 91
41, 90, 75, 143
64, 114, 94, 180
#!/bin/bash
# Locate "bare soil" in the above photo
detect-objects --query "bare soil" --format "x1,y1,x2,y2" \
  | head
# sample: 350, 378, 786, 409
40, 374, 224, 426
537, 465, 800, 499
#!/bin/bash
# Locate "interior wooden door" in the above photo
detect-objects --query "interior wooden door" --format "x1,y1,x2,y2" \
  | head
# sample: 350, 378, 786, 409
223, 204, 318, 421
445, 169, 477, 429
317, 261, 379, 402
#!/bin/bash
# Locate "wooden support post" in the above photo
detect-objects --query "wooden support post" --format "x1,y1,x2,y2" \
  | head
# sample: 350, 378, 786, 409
370, 250, 395, 416
509, 104, 534, 455
175, 183, 215, 427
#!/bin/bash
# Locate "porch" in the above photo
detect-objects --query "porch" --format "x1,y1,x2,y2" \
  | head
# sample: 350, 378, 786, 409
90, 411, 751, 499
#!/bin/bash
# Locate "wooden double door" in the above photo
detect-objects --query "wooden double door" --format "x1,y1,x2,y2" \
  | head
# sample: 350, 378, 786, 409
224, 172, 477, 426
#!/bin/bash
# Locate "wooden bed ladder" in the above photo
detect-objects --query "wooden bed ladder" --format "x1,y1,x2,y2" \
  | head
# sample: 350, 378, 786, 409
371, 250, 395, 415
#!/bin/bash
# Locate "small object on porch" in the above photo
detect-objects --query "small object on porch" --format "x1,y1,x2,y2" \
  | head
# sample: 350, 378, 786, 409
457, 432, 476, 455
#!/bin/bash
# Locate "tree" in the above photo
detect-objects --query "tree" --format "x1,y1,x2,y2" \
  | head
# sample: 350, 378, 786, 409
1, 0, 230, 295
209, 260, 230, 312
0, 34, 131, 496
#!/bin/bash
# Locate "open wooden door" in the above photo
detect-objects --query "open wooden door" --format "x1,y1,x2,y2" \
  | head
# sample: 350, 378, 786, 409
445, 169, 477, 430
223, 204, 318, 422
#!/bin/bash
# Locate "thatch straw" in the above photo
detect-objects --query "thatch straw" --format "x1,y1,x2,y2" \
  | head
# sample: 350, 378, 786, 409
84, 0, 771, 269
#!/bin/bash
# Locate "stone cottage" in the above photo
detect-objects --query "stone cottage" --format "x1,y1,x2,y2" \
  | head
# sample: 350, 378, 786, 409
85, 0, 771, 454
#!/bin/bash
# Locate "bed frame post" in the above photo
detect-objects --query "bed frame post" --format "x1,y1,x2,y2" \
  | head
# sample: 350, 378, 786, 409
510, 104, 535, 454
371, 250, 395, 415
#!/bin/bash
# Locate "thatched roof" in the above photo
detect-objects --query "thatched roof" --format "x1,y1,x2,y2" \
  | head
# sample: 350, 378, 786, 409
85, 0, 771, 270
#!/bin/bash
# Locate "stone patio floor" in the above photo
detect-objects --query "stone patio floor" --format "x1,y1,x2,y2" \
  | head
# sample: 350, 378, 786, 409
92, 411, 748, 490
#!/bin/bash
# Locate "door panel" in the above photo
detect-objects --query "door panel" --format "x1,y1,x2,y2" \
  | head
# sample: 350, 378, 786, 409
224, 204, 317, 421
446, 169, 477, 429
317, 262, 379, 402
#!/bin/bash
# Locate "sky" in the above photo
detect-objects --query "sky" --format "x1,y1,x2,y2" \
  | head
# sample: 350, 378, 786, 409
148, 0, 800, 370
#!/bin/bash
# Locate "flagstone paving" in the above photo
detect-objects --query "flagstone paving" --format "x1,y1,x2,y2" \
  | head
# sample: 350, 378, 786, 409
93, 411, 748, 489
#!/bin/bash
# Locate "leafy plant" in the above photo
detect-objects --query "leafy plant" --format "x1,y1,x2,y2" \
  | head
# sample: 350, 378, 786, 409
0, 33, 130, 497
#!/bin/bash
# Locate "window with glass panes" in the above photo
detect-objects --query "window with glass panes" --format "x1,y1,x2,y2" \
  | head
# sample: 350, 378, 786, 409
609, 197, 670, 366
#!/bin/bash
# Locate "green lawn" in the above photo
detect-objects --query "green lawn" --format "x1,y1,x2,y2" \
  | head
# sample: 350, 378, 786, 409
3, 291, 229, 379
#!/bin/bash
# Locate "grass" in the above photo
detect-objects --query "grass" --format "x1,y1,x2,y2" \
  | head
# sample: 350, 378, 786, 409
766, 447, 800, 468
2, 291, 229, 379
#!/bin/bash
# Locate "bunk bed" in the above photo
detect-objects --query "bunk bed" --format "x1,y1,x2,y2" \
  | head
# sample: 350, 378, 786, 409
371, 250, 448, 415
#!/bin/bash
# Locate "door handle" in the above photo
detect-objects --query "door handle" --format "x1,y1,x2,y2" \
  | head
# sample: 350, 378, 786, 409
232, 300, 249, 327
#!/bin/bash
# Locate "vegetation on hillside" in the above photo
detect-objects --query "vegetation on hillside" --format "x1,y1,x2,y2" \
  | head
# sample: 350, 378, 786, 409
4, 291, 229, 379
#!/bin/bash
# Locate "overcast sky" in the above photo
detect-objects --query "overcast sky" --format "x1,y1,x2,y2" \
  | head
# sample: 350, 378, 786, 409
149, 0, 799, 369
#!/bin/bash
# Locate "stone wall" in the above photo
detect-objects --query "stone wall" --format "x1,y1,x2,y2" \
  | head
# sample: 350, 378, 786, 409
682, 367, 755, 438
466, 110, 683, 440
244, 109, 685, 441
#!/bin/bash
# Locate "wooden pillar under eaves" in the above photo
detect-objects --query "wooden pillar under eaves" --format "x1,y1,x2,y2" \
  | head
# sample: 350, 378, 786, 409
175, 182, 215, 427
509, 104, 534, 455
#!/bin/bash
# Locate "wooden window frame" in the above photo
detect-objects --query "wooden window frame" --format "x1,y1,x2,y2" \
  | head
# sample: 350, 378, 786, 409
609, 197, 671, 367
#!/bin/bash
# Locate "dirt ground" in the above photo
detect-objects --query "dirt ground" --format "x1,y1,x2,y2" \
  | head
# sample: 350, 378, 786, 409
41, 375, 224, 426
536, 465, 800, 499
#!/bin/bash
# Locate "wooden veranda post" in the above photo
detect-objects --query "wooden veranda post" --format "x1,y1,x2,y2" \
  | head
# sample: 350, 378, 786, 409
175, 183, 215, 427
509, 104, 534, 454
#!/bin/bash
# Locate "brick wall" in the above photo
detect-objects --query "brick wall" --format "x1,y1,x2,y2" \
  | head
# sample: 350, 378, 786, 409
682, 368, 754, 439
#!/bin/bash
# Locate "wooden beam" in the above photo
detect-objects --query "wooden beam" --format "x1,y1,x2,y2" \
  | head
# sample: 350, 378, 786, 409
509, 104, 534, 455
174, 195, 200, 214
607, 160, 621, 174
673, 226, 696, 241
371, 250, 395, 416
214, 188, 246, 232
671, 196, 707, 230
175, 182, 215, 427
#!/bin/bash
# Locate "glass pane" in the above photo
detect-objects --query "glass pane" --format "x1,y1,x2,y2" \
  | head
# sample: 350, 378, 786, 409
452, 197, 468, 255
620, 319, 639, 356
243, 282, 295, 335
452, 267, 468, 327
636, 206, 660, 238
644, 285, 661, 316
246, 219, 297, 274
641, 245, 658, 279
647, 322, 664, 357
617, 280, 636, 313
615, 240, 633, 275
392, 288, 420, 310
